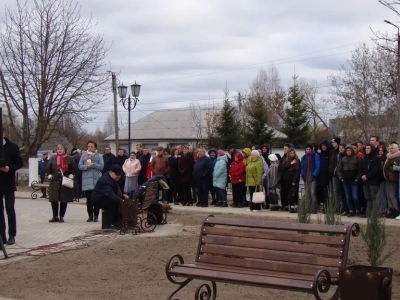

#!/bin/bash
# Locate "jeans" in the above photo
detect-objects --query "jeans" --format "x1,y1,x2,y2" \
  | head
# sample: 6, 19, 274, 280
362, 184, 379, 212
0, 191, 16, 243
303, 180, 318, 210
216, 188, 227, 203
342, 181, 360, 212
380, 181, 387, 212
386, 181, 399, 211
332, 176, 343, 211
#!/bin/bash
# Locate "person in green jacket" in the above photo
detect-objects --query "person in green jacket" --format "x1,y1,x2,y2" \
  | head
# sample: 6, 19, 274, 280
246, 150, 263, 212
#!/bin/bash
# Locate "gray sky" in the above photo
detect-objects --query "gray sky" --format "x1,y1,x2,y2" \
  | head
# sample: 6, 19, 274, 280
0, 0, 398, 132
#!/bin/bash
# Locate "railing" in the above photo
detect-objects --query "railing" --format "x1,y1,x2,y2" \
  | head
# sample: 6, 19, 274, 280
14, 172, 29, 186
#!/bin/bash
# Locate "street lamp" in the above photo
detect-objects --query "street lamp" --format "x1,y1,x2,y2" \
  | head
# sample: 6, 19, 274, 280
384, 20, 400, 141
117, 81, 141, 153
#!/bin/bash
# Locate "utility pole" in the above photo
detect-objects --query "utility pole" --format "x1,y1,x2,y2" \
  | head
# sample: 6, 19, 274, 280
397, 30, 400, 142
111, 72, 120, 150
384, 20, 400, 141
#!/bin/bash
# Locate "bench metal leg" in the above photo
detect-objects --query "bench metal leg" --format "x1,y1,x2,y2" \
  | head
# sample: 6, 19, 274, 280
195, 281, 217, 300
0, 239, 8, 259
166, 278, 192, 300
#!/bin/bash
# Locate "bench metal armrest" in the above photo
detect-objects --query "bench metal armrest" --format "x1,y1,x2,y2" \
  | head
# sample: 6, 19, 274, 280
312, 269, 333, 300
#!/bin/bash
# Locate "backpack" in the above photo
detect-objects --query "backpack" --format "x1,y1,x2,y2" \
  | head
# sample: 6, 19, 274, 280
147, 203, 166, 225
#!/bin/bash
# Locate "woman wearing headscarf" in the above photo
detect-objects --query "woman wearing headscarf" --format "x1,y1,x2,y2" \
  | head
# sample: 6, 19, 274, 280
47, 144, 77, 222
245, 150, 263, 212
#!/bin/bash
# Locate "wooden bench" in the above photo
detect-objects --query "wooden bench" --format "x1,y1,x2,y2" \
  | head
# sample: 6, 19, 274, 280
136, 181, 163, 232
165, 215, 360, 300
30, 180, 50, 199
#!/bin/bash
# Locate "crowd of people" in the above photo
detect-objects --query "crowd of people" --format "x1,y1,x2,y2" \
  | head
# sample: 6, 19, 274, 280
36, 136, 400, 222
2, 131, 400, 247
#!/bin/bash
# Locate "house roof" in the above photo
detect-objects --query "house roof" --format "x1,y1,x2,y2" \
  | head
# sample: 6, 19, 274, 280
39, 136, 74, 152
105, 109, 208, 141
105, 108, 287, 141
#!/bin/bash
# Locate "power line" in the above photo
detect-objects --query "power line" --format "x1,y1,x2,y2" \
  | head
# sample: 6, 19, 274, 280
140, 40, 371, 86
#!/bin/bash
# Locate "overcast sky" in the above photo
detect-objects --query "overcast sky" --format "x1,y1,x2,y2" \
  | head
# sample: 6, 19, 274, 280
0, 0, 398, 132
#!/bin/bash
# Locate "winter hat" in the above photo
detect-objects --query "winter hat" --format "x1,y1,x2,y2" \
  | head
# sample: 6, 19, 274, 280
208, 149, 217, 155
305, 143, 313, 150
268, 154, 278, 162
340, 142, 346, 147
110, 165, 123, 176
289, 143, 294, 149
333, 137, 341, 144
217, 150, 225, 156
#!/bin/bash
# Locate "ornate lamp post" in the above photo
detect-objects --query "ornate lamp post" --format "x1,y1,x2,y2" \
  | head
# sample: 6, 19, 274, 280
117, 81, 141, 153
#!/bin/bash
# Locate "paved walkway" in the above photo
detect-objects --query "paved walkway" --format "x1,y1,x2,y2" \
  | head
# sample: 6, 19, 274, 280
0, 191, 399, 299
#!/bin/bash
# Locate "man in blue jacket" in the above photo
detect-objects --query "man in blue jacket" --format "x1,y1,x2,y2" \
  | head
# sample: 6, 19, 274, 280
300, 143, 321, 213
193, 148, 212, 207
38, 152, 49, 198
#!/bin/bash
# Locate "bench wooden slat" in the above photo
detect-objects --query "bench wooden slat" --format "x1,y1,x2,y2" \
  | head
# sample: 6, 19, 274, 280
197, 253, 340, 278
174, 263, 340, 283
202, 234, 344, 257
200, 244, 342, 268
169, 265, 313, 292
181, 263, 330, 281
202, 226, 345, 246
139, 181, 158, 212
165, 216, 358, 299
204, 217, 350, 234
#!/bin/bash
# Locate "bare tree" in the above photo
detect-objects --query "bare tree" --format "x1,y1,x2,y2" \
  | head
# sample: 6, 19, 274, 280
0, 0, 110, 156
190, 102, 204, 142
299, 79, 332, 141
55, 114, 89, 149
329, 43, 397, 142
103, 111, 118, 138
246, 66, 286, 128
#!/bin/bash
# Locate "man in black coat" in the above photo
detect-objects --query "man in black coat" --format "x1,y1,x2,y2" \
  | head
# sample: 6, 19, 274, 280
92, 165, 127, 226
102, 146, 116, 174
360, 144, 381, 216
193, 148, 212, 207
138, 147, 151, 185
0, 130, 23, 245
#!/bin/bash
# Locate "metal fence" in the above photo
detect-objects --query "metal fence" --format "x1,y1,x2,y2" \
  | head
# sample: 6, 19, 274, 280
15, 172, 29, 186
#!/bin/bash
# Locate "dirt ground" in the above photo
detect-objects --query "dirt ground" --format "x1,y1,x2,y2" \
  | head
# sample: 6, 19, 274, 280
1, 210, 399, 300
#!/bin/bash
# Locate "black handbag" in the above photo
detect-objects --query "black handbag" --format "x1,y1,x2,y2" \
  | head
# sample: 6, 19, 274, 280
269, 189, 278, 205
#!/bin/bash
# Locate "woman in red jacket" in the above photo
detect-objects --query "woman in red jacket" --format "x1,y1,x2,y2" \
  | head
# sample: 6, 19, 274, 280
229, 153, 246, 207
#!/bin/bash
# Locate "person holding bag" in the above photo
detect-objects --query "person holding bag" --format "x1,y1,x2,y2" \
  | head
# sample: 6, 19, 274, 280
47, 144, 77, 223
245, 150, 263, 212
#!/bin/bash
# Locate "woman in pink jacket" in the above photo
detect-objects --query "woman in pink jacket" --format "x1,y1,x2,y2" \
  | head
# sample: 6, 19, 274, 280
122, 152, 142, 194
